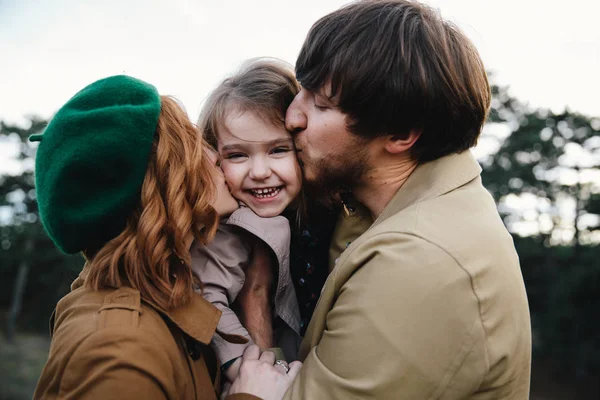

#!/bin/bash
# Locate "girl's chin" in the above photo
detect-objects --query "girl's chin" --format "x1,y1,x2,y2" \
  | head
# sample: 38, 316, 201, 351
247, 203, 287, 218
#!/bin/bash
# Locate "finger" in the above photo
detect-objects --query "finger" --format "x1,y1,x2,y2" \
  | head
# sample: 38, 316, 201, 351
259, 350, 275, 365
242, 344, 261, 362
286, 361, 302, 380
274, 360, 289, 375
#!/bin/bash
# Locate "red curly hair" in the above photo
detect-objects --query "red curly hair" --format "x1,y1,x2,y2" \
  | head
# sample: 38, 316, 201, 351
84, 96, 219, 311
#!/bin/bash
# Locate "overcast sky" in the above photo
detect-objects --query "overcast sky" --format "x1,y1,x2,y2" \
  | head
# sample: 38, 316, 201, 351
1, 0, 599, 127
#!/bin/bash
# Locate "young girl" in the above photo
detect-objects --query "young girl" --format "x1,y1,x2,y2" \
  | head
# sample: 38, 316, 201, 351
191, 58, 304, 383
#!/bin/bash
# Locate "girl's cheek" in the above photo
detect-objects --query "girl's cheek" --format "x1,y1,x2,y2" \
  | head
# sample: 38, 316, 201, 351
221, 165, 244, 190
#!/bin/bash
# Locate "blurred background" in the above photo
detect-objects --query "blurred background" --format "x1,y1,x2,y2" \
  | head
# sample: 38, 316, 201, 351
1, 0, 598, 399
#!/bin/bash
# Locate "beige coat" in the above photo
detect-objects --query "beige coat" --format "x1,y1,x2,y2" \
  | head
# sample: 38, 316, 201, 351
191, 206, 301, 364
285, 151, 532, 399
34, 272, 259, 400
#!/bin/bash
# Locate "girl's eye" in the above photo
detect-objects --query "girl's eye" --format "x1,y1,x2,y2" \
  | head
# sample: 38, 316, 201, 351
271, 147, 291, 155
225, 153, 247, 160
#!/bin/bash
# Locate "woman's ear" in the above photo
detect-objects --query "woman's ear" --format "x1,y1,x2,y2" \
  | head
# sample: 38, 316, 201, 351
385, 129, 421, 154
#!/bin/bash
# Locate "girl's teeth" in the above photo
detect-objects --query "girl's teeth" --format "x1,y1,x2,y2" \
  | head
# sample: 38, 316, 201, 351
252, 187, 281, 198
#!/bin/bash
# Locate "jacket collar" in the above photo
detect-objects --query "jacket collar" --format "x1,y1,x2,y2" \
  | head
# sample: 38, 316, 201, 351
373, 151, 482, 228
162, 293, 221, 345
73, 268, 220, 345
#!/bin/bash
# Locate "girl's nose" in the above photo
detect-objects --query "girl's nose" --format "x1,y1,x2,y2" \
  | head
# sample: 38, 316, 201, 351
249, 158, 272, 180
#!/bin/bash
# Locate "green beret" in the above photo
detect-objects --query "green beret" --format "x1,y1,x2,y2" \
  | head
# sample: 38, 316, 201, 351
31, 75, 161, 254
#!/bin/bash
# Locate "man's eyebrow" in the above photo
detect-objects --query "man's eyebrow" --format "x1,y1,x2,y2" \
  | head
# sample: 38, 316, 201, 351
220, 138, 293, 152
314, 92, 331, 103
314, 89, 336, 105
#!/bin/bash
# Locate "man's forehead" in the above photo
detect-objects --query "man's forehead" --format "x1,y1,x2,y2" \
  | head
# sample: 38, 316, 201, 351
316, 81, 334, 97
315, 84, 341, 107
299, 80, 333, 97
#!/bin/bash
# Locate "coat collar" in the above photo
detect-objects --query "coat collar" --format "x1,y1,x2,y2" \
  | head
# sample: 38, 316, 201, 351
72, 268, 220, 345
162, 293, 221, 345
373, 151, 482, 228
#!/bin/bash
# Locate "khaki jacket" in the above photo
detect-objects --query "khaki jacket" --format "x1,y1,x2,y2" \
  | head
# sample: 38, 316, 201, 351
34, 273, 259, 400
285, 151, 532, 399
191, 206, 301, 364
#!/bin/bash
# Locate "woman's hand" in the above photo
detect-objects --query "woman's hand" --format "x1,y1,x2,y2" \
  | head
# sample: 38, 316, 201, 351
228, 345, 302, 400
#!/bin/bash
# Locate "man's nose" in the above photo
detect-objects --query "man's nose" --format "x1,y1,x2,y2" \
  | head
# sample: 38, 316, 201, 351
285, 96, 307, 134
249, 158, 272, 180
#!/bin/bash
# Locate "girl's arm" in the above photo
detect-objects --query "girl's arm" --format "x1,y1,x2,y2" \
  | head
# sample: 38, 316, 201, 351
237, 239, 274, 349
225, 240, 275, 382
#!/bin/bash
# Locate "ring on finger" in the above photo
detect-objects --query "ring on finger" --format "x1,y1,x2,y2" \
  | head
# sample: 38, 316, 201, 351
274, 360, 289, 374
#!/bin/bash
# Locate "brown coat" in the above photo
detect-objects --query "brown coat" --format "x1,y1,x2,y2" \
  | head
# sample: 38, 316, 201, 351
34, 273, 260, 400
285, 151, 532, 399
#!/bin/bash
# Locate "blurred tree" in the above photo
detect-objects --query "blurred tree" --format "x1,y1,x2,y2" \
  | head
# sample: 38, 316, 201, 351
483, 85, 600, 246
481, 85, 600, 378
1, 118, 82, 338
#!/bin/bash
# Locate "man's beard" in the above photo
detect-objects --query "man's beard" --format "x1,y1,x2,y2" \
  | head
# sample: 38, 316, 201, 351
301, 148, 369, 209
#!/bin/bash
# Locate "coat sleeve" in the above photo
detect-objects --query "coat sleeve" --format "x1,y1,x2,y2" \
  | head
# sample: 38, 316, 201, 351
190, 227, 254, 365
285, 233, 488, 400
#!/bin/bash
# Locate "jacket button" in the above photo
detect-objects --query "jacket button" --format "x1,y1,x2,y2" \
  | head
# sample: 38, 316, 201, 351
188, 343, 201, 360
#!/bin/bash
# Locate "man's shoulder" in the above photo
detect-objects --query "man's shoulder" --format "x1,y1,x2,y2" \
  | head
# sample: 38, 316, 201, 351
339, 229, 463, 285
369, 178, 514, 263
333, 177, 522, 299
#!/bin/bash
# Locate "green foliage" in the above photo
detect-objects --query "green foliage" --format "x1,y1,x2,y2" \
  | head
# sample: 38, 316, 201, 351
483, 84, 600, 378
514, 237, 600, 376
1, 118, 84, 333
482, 85, 600, 247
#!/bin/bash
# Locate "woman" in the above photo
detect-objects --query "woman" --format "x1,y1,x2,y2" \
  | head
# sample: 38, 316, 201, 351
31, 75, 299, 400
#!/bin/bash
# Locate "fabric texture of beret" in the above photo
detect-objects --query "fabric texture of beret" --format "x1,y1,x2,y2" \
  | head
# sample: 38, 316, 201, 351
31, 75, 161, 254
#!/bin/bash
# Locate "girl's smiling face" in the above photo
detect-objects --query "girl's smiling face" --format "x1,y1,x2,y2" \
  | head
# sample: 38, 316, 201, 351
217, 110, 302, 218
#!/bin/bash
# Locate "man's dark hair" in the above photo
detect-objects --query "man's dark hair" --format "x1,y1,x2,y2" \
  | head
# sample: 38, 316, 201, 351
296, 0, 491, 163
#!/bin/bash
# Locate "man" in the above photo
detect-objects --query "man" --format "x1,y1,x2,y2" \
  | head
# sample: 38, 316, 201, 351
237, 1, 531, 398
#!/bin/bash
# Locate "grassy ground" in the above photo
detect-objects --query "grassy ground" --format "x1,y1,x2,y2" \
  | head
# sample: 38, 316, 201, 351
0, 333, 50, 400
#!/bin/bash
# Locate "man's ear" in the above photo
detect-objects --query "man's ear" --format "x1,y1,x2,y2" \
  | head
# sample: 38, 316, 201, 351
384, 129, 422, 154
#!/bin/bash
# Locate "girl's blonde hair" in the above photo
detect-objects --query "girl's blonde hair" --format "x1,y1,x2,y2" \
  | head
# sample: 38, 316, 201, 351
85, 96, 219, 311
198, 57, 301, 149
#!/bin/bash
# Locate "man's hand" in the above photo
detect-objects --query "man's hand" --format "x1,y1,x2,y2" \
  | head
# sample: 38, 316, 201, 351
228, 345, 302, 400
237, 240, 274, 348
